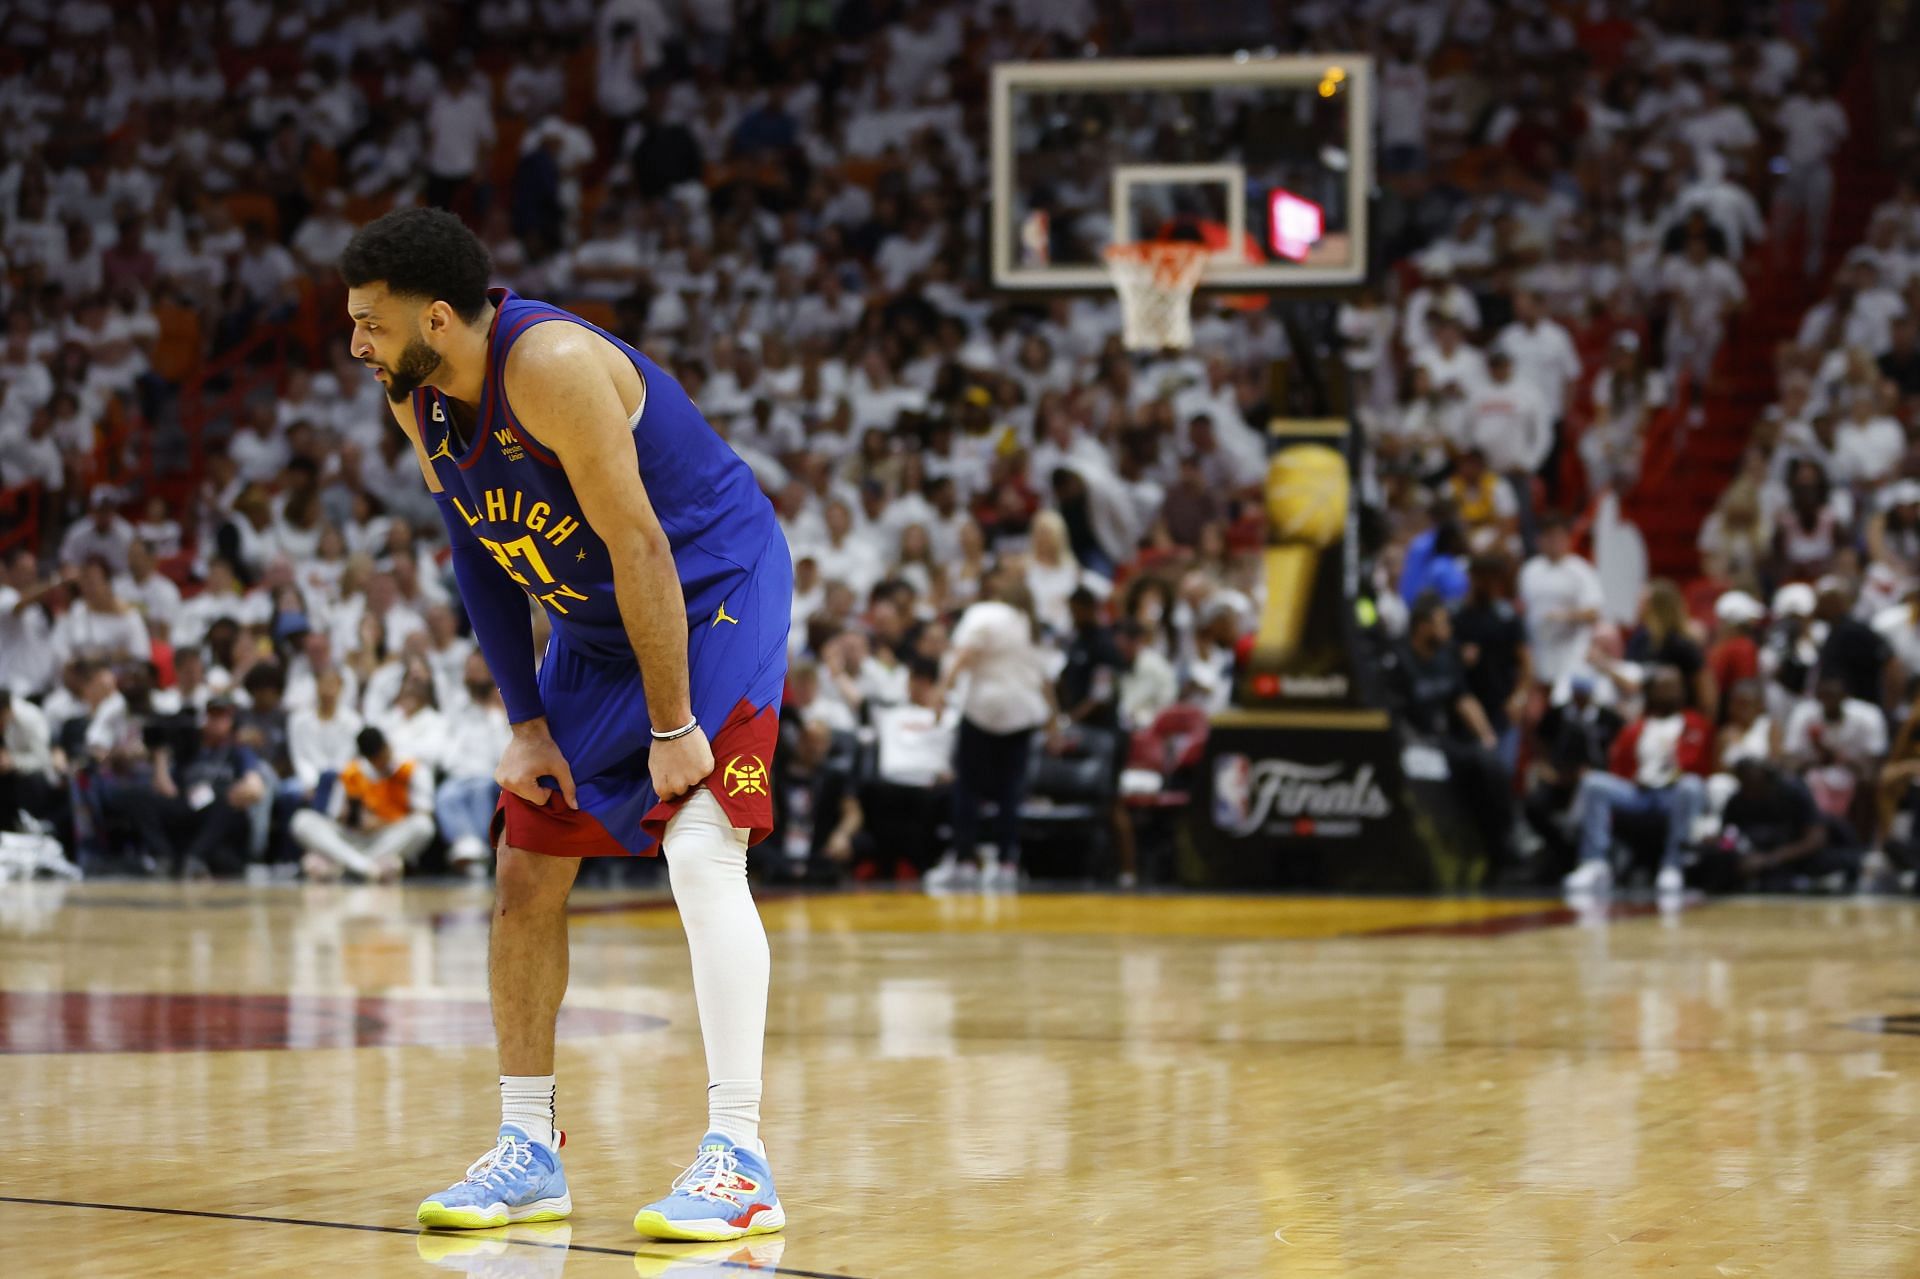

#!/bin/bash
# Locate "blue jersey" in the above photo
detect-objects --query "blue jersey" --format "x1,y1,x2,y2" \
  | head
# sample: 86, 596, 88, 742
412, 288, 781, 665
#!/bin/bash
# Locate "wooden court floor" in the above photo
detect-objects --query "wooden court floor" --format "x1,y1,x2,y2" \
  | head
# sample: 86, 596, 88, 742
5, 883, 1920, 1277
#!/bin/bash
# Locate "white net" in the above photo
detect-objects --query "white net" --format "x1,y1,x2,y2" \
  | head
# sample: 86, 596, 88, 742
1103, 242, 1211, 352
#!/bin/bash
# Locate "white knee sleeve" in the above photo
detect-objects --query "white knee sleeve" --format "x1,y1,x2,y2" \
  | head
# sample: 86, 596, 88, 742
663, 789, 749, 880
663, 788, 769, 1087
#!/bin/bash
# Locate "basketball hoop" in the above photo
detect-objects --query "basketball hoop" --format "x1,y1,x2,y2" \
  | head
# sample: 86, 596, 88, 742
1104, 242, 1210, 352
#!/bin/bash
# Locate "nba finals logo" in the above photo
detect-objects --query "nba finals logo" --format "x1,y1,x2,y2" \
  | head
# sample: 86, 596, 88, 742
1213, 755, 1390, 837
723, 755, 768, 799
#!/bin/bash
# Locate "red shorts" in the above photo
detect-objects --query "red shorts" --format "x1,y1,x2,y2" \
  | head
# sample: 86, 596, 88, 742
491, 697, 781, 858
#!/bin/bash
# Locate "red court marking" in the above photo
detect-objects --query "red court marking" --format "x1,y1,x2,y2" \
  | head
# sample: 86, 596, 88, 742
1364, 900, 1684, 938
0, 992, 666, 1055
562, 889, 805, 919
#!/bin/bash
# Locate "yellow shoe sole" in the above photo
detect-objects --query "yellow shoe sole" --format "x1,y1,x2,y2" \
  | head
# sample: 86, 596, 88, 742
631, 1203, 785, 1241
418, 1198, 571, 1229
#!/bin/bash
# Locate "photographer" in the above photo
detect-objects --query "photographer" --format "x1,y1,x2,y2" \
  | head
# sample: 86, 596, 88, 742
1702, 759, 1863, 892
105, 698, 268, 878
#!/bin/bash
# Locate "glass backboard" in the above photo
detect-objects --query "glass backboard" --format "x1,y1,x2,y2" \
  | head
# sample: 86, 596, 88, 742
990, 56, 1373, 292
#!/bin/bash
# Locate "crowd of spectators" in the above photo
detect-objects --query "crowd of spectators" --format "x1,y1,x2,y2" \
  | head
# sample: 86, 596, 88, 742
0, 0, 1911, 895
1356, 0, 1920, 895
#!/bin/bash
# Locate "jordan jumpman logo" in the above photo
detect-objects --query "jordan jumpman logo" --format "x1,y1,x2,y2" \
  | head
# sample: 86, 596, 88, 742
426, 434, 455, 463
712, 601, 739, 628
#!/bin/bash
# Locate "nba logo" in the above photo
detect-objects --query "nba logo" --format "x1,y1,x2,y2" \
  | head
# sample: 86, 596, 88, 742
1213, 753, 1252, 830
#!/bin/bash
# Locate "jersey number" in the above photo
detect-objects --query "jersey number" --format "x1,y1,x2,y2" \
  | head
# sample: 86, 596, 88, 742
478, 534, 555, 588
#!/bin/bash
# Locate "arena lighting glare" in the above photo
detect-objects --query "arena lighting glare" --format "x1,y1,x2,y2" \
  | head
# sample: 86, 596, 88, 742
1268, 189, 1324, 262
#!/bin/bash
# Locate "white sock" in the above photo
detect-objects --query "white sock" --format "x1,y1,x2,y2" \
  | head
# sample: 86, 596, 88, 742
501, 1074, 557, 1149
663, 790, 769, 1152
708, 1079, 762, 1151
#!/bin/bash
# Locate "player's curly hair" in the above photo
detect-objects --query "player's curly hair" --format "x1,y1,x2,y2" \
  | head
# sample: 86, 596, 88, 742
338, 207, 492, 322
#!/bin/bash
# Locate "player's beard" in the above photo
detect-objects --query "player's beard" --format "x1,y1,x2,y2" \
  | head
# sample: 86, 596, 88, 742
380, 336, 444, 403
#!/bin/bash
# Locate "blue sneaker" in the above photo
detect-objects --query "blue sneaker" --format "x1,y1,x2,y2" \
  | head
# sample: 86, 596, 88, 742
418, 1125, 572, 1229
632, 1132, 785, 1241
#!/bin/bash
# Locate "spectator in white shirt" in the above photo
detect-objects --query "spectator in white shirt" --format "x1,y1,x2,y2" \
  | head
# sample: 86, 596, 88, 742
113, 540, 182, 637
0, 326, 55, 414
4, 408, 66, 495
567, 204, 650, 301
1796, 264, 1906, 358
1518, 516, 1605, 688
1115, 619, 1178, 731
286, 627, 363, 715
874, 215, 943, 293
375, 663, 448, 770
1403, 258, 1482, 354
59, 493, 137, 573
1466, 349, 1554, 482
809, 498, 884, 601
0, 550, 61, 698
1671, 152, 1767, 260
594, 2, 658, 119
134, 494, 184, 559
153, 645, 217, 718
51, 557, 150, 665
1661, 229, 1746, 384
290, 190, 357, 274
859, 658, 959, 877
227, 405, 290, 485
1337, 288, 1399, 415
1832, 388, 1907, 487
1023, 510, 1111, 638
1858, 211, 1919, 292
417, 603, 474, 707
424, 57, 494, 211
1783, 673, 1887, 819
931, 575, 1060, 889
437, 652, 511, 875
234, 221, 299, 313
503, 35, 567, 118
1496, 290, 1582, 423
0, 688, 61, 838
286, 666, 363, 794
1581, 332, 1670, 494
1378, 36, 1429, 175
1413, 311, 1489, 407
1679, 77, 1758, 173
176, 557, 269, 650
1773, 70, 1849, 276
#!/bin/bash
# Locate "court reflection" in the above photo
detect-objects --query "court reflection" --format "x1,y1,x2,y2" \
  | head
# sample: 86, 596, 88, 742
416, 1222, 572, 1276
7, 884, 1920, 1276
630, 1237, 784, 1276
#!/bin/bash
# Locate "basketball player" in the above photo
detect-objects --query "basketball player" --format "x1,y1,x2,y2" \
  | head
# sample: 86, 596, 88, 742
338, 208, 788, 1241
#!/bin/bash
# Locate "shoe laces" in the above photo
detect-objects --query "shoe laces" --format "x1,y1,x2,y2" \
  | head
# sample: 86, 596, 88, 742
671, 1146, 742, 1202
463, 1137, 539, 1189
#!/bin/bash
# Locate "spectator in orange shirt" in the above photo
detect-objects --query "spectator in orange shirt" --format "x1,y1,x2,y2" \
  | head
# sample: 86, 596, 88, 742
287, 725, 434, 882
